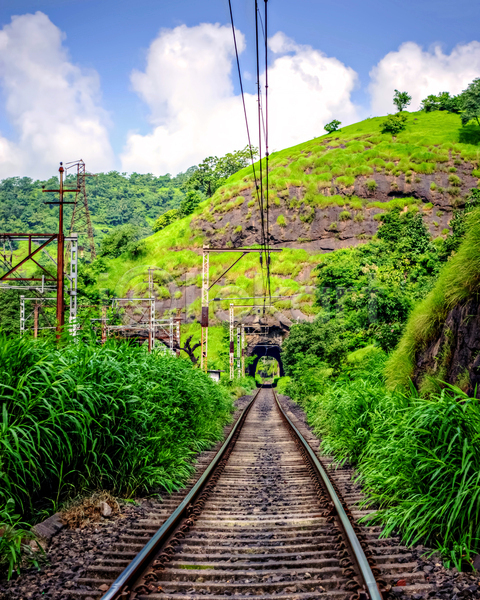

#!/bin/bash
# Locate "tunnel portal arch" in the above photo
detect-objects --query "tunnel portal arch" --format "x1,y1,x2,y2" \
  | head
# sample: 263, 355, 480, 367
248, 345, 285, 377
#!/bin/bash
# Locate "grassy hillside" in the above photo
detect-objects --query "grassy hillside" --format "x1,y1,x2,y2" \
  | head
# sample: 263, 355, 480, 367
191, 110, 479, 250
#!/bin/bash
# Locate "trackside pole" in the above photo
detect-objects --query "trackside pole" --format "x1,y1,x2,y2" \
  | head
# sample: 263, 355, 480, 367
201, 249, 209, 371
229, 304, 234, 380
241, 324, 245, 377
237, 326, 241, 378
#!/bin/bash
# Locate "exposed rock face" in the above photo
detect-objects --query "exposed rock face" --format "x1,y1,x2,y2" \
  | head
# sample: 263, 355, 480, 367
193, 159, 477, 252
412, 296, 480, 398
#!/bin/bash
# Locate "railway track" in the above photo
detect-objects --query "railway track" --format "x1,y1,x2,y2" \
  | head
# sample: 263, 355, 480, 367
68, 387, 432, 600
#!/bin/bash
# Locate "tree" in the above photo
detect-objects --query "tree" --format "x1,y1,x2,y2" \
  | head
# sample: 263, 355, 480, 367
99, 224, 141, 258
460, 78, 480, 127
381, 112, 408, 134
183, 146, 258, 197
420, 91, 462, 114
179, 190, 202, 217
324, 119, 341, 134
393, 89, 412, 112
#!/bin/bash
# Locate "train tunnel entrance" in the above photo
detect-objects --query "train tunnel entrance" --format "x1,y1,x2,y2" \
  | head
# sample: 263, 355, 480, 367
248, 344, 285, 377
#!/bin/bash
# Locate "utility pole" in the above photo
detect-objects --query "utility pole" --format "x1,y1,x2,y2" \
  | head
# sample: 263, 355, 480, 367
241, 324, 245, 377
229, 303, 234, 380
42, 163, 78, 340
34, 303, 39, 339
201, 248, 209, 371
237, 326, 241, 378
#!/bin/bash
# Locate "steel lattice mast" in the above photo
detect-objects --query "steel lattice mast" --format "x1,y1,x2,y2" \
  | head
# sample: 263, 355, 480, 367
66, 160, 96, 261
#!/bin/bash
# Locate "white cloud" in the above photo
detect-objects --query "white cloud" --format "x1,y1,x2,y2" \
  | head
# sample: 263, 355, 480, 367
120, 25, 359, 175
369, 41, 480, 115
0, 12, 113, 179
267, 32, 359, 148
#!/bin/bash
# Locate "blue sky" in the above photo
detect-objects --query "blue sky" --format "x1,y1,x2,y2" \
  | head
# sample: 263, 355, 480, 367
0, 0, 479, 178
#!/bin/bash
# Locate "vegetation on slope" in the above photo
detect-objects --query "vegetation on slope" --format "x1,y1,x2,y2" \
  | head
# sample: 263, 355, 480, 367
386, 202, 480, 390
0, 334, 233, 575
282, 194, 480, 568
195, 111, 480, 231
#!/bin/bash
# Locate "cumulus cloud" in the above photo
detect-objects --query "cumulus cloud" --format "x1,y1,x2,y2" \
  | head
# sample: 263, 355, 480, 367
0, 11, 113, 179
267, 32, 359, 149
369, 41, 480, 115
120, 25, 359, 175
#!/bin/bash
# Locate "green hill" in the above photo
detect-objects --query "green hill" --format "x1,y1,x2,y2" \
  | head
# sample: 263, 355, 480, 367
2, 110, 479, 364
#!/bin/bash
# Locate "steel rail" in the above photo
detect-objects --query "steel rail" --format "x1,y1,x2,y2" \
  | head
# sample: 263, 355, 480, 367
272, 388, 383, 600
100, 387, 262, 600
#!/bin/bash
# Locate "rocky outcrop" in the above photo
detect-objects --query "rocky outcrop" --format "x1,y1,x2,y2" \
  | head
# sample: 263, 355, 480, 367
193, 159, 477, 252
412, 296, 480, 398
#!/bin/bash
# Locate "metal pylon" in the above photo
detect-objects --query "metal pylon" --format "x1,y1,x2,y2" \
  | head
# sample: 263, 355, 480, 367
66, 160, 96, 261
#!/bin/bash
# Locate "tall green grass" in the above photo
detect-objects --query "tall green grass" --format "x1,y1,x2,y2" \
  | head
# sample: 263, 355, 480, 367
290, 351, 480, 569
0, 335, 233, 519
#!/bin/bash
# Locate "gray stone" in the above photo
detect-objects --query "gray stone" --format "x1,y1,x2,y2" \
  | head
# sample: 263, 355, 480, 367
32, 512, 64, 541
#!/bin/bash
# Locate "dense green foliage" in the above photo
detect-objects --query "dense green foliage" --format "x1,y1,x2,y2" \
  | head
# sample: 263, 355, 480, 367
0, 171, 189, 241
289, 351, 480, 569
0, 335, 232, 519
460, 78, 480, 127
0, 290, 20, 337
184, 146, 256, 197
386, 204, 480, 390
283, 209, 441, 378
284, 198, 480, 568
420, 91, 462, 114
98, 224, 146, 259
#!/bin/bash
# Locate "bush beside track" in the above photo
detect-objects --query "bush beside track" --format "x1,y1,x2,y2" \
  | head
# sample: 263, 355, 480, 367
0, 337, 233, 551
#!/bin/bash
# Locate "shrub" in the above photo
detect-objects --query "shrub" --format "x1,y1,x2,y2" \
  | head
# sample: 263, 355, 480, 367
423, 202, 433, 210
365, 179, 378, 192
442, 228, 449, 235
448, 174, 461, 187
153, 209, 180, 233
339, 210, 351, 221
381, 113, 408, 134
277, 214, 286, 227
234, 225, 242, 233
430, 182, 437, 191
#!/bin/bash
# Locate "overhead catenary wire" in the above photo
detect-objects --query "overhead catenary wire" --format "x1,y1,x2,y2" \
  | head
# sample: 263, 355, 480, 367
227, 0, 267, 301
228, 0, 272, 307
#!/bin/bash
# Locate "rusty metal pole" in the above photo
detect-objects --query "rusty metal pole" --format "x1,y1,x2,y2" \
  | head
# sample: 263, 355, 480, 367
56, 164, 65, 340
34, 303, 39, 339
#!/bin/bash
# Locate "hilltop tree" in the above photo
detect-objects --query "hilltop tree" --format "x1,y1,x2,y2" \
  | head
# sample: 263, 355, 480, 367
183, 146, 258, 197
460, 78, 480, 127
324, 119, 341, 134
393, 89, 412, 112
420, 91, 462, 114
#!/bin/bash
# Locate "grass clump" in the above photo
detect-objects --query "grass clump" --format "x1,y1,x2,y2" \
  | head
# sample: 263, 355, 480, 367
339, 210, 351, 221
366, 179, 378, 192
277, 214, 287, 227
